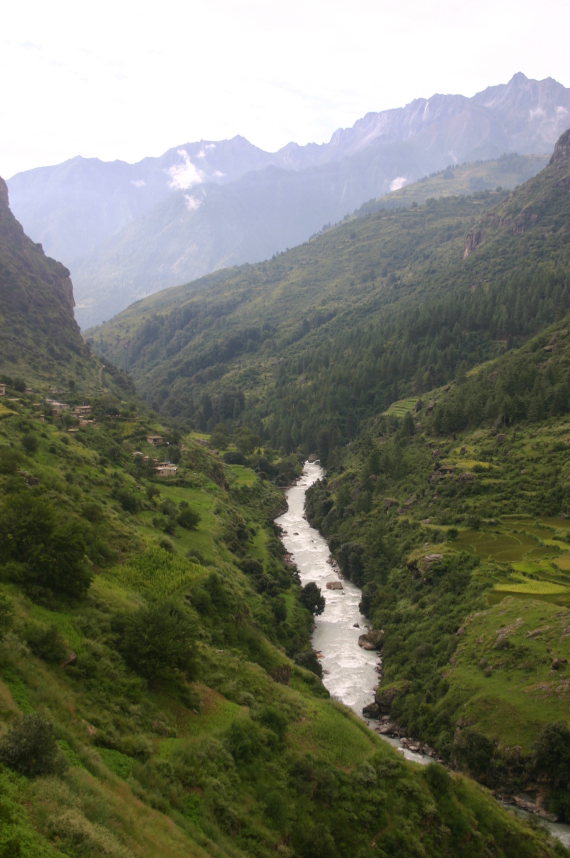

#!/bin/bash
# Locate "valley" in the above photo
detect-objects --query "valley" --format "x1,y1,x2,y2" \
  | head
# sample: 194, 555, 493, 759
89, 127, 570, 826
2, 80, 570, 857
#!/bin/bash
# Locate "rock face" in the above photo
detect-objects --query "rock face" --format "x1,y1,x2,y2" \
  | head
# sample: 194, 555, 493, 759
362, 702, 381, 719
0, 177, 88, 376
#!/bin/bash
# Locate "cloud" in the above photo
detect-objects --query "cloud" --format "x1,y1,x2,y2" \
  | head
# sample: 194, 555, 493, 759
131, 179, 146, 187
197, 142, 217, 159
184, 194, 202, 211
529, 106, 545, 120
390, 176, 408, 192
168, 148, 204, 189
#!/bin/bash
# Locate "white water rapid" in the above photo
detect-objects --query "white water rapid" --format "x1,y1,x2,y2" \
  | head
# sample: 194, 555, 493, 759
275, 460, 379, 716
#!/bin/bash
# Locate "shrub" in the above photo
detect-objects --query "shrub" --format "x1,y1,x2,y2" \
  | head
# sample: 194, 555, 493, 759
0, 714, 67, 777
177, 506, 200, 530
113, 488, 141, 514
533, 722, 570, 790
21, 434, 38, 455
294, 650, 323, 677
115, 601, 196, 680
223, 451, 247, 465
0, 493, 91, 599
24, 623, 67, 663
0, 593, 14, 640
300, 582, 325, 615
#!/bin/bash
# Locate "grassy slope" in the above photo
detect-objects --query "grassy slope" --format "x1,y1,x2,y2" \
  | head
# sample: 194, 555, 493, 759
0, 385, 565, 857
356, 153, 548, 214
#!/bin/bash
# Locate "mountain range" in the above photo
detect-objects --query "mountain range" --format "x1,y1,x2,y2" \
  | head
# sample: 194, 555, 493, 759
8, 72, 570, 327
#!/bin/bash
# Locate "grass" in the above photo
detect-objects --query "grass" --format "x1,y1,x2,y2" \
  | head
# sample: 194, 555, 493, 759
382, 397, 418, 417
292, 697, 379, 768
226, 465, 258, 488
442, 597, 570, 750
494, 577, 569, 595
456, 530, 546, 562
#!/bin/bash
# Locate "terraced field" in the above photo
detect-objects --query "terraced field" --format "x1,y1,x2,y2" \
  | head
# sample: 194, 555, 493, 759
456, 517, 570, 605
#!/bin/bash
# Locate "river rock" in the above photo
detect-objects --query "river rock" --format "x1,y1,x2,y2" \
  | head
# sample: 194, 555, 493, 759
507, 795, 558, 823
376, 718, 399, 735
358, 629, 385, 650
400, 737, 422, 753
375, 681, 412, 714
326, 581, 344, 590
362, 702, 381, 718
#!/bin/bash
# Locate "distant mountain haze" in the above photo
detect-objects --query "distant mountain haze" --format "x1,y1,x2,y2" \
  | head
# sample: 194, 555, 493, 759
8, 73, 570, 328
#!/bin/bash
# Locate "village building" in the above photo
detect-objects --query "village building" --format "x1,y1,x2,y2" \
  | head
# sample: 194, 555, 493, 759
146, 434, 165, 447
154, 462, 178, 477
45, 398, 69, 414
0, 384, 5, 396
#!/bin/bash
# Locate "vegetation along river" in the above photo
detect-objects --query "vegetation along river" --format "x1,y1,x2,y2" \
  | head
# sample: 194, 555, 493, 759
276, 461, 570, 848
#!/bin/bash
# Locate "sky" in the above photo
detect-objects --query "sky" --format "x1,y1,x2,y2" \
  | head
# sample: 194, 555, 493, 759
2, 0, 570, 178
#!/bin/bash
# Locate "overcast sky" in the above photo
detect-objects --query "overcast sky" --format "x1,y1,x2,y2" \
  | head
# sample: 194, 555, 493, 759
2, 0, 569, 178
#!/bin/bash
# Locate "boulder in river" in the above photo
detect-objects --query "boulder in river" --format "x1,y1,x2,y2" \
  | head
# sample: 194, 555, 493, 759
358, 629, 385, 650
326, 581, 344, 590
376, 718, 399, 735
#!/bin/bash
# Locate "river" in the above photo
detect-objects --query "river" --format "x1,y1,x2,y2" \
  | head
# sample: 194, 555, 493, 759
275, 460, 379, 717
275, 460, 570, 848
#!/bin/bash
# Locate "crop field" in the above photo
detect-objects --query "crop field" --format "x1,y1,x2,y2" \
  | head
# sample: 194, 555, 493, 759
456, 516, 570, 604
382, 397, 418, 417
457, 529, 547, 562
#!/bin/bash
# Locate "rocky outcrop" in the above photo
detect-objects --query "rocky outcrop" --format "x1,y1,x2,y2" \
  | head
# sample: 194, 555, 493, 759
549, 128, 570, 165
463, 227, 484, 259
0, 176, 88, 375
358, 629, 385, 650
375, 680, 412, 714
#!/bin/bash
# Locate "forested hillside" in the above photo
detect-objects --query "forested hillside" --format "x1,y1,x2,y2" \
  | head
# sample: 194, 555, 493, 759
91, 131, 570, 458
304, 313, 570, 818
